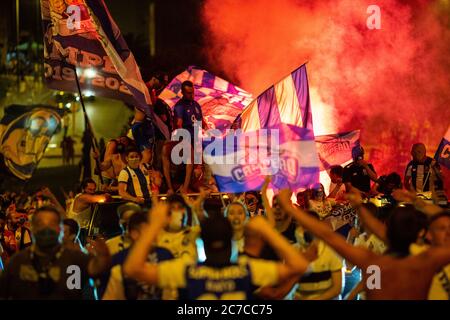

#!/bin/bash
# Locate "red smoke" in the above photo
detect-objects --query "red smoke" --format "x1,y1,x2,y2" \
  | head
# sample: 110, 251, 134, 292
201, 0, 450, 189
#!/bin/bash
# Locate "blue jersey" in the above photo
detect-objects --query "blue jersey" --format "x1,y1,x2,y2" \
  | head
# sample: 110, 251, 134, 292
157, 255, 279, 300
173, 98, 202, 137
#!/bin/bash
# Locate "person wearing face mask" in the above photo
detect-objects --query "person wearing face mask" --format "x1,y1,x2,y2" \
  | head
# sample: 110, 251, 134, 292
118, 147, 154, 205
155, 194, 204, 261
0, 206, 111, 299
308, 183, 337, 220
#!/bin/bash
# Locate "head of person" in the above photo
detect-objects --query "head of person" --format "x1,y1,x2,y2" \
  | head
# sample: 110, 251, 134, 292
224, 201, 248, 233
31, 206, 63, 251
63, 218, 80, 244
81, 178, 96, 195
426, 211, 450, 247
272, 195, 288, 224
115, 136, 134, 154
181, 80, 195, 101
382, 172, 402, 194
386, 205, 428, 256
117, 202, 141, 233
127, 211, 148, 243
295, 210, 320, 247
329, 165, 343, 184
244, 192, 259, 213
201, 215, 233, 266
296, 191, 309, 209
6, 210, 26, 229
411, 143, 427, 163
166, 194, 191, 232
124, 146, 142, 169
352, 145, 365, 163
311, 183, 326, 201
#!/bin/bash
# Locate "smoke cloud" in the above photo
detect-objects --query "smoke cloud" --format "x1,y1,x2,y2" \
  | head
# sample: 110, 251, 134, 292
201, 0, 450, 184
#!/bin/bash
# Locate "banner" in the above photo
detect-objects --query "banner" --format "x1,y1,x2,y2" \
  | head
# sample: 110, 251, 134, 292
0, 105, 62, 180
238, 63, 313, 132
315, 130, 361, 171
435, 125, 450, 169
40, 0, 168, 139
159, 66, 253, 131
203, 124, 320, 193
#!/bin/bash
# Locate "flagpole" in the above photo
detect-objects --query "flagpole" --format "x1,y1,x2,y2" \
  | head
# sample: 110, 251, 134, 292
73, 67, 104, 185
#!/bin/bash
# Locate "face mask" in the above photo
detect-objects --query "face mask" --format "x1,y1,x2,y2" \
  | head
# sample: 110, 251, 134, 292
168, 210, 186, 232
128, 158, 140, 167
34, 228, 60, 249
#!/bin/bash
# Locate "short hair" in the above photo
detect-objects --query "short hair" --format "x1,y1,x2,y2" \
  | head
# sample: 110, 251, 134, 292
330, 165, 343, 177
63, 218, 80, 237
124, 146, 141, 157
82, 178, 96, 190
32, 206, 62, 225
386, 205, 427, 256
201, 215, 233, 252
224, 201, 249, 218
181, 80, 194, 91
411, 143, 425, 151
128, 211, 148, 231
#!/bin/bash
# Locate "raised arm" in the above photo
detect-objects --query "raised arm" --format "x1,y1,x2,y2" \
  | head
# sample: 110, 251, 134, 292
123, 199, 169, 284
261, 176, 275, 226
246, 216, 309, 283
347, 188, 388, 243
278, 189, 376, 270
392, 189, 444, 217
182, 187, 210, 223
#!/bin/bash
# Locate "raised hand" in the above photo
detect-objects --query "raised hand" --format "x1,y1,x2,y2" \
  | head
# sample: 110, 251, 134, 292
392, 189, 417, 203
346, 187, 364, 208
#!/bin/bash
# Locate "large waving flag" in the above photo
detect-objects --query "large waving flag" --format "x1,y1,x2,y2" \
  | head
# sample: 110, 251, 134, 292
239, 64, 313, 132
40, 0, 168, 139
435, 125, 450, 169
203, 124, 320, 193
315, 130, 360, 171
0, 105, 63, 180
158, 66, 253, 131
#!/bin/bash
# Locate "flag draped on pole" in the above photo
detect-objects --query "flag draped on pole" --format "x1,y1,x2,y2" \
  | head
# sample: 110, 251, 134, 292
435, 125, 450, 169
238, 63, 313, 132
203, 124, 320, 193
159, 66, 253, 131
0, 105, 63, 180
40, 0, 168, 139
315, 130, 361, 171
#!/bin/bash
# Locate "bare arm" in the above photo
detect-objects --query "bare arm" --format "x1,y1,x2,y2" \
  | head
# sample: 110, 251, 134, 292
347, 188, 388, 242
118, 183, 144, 204
345, 280, 365, 300
86, 239, 111, 277
278, 189, 376, 270
123, 200, 169, 284
247, 217, 309, 283
261, 176, 275, 227
392, 189, 444, 217
256, 275, 299, 300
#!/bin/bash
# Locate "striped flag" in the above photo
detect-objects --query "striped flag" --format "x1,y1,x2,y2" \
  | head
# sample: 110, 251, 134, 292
41, 0, 168, 139
435, 125, 450, 169
203, 124, 320, 193
239, 63, 313, 132
158, 66, 253, 131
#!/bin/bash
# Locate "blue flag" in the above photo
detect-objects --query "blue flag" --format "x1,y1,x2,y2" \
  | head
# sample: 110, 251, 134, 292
435, 125, 450, 169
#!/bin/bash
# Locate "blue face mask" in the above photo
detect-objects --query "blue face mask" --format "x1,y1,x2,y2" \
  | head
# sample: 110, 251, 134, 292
34, 228, 60, 249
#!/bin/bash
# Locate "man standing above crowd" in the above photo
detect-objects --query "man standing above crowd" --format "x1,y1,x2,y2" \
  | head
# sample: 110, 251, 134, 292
343, 146, 377, 195
163, 81, 205, 194
404, 143, 443, 194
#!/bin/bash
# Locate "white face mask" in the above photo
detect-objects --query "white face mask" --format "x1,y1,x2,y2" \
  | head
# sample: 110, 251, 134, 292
168, 210, 186, 232
128, 158, 140, 167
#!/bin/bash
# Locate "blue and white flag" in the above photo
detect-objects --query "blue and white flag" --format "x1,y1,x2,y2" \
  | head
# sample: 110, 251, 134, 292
159, 66, 253, 131
203, 124, 320, 193
238, 63, 313, 132
315, 130, 360, 171
435, 125, 450, 169
40, 0, 168, 139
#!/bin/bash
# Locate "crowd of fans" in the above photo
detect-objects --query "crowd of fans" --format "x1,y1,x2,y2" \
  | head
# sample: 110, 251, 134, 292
0, 77, 448, 300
